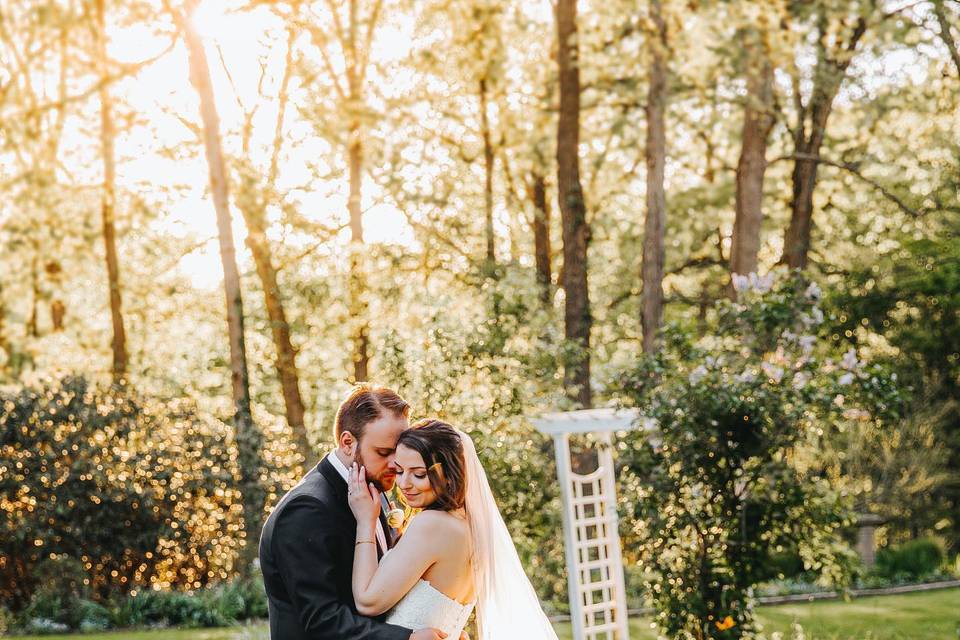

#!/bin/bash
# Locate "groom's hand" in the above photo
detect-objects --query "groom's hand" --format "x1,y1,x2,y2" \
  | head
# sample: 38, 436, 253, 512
409, 629, 447, 640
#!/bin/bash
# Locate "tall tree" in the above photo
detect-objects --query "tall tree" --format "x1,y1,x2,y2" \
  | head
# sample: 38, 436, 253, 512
480, 75, 496, 268
94, 0, 129, 381
173, 0, 265, 572
728, 17, 776, 287
556, 0, 592, 407
780, 1, 872, 269
302, 0, 387, 382
641, 0, 669, 354
527, 168, 552, 303
231, 22, 313, 465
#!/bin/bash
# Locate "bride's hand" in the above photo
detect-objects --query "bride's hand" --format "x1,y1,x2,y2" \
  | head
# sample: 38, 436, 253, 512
347, 463, 381, 525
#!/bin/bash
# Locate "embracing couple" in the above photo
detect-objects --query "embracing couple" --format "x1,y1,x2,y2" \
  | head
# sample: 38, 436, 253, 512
259, 384, 558, 640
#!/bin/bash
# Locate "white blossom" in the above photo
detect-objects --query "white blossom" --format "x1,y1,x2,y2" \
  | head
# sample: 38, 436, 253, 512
838, 372, 855, 385
732, 273, 750, 292
761, 362, 785, 383
689, 365, 708, 384
753, 272, 774, 294
804, 282, 822, 300
840, 348, 859, 370
793, 371, 810, 389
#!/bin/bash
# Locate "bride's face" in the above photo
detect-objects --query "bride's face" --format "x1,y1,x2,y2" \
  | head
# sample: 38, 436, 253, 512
394, 444, 438, 509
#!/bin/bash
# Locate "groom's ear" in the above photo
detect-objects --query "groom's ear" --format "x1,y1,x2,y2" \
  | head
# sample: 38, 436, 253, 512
338, 430, 356, 456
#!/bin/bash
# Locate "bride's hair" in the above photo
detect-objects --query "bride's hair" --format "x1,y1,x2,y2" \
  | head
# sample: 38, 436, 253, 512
396, 419, 467, 512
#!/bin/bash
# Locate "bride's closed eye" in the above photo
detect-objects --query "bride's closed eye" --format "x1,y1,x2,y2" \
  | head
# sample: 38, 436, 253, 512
395, 464, 427, 479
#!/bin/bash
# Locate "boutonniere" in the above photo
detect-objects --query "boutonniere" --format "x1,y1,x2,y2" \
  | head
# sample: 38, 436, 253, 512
386, 502, 406, 530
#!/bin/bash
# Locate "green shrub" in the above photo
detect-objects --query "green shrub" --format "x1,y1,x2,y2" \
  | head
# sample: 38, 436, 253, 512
613, 274, 900, 639
0, 376, 242, 608
21, 618, 70, 635
875, 538, 945, 580
77, 600, 112, 632
112, 589, 230, 629
0, 606, 11, 636
765, 549, 807, 580
110, 580, 269, 630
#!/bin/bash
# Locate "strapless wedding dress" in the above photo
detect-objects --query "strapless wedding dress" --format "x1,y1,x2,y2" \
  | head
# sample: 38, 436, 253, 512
385, 579, 475, 637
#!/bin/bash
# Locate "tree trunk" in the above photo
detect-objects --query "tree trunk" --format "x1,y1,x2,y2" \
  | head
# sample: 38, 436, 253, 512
96, 0, 128, 381
238, 28, 312, 466
782, 148, 820, 270
50, 300, 65, 331
641, 0, 668, 355
934, 0, 960, 77
480, 76, 496, 268
728, 30, 775, 288
528, 171, 552, 303
181, 2, 265, 573
347, 0, 369, 383
781, 13, 866, 269
556, 0, 592, 408
28, 251, 39, 338
0, 288, 10, 373
241, 200, 312, 465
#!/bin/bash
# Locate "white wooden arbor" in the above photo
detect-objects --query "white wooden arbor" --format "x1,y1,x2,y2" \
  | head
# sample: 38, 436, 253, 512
531, 408, 641, 640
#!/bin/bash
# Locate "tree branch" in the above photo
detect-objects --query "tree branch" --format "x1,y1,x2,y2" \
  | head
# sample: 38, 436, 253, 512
772, 153, 929, 218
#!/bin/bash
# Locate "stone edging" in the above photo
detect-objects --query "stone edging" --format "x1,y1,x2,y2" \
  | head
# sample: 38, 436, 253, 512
545, 579, 960, 623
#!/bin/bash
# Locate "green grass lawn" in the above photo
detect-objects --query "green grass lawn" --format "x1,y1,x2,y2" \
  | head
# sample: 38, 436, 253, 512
12, 588, 959, 640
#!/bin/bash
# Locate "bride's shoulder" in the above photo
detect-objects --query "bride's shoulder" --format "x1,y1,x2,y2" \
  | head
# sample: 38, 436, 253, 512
407, 509, 469, 541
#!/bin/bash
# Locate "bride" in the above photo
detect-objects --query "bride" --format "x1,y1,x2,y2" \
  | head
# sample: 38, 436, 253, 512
346, 419, 559, 639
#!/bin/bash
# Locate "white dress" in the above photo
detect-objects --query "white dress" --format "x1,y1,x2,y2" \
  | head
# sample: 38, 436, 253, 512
385, 579, 475, 638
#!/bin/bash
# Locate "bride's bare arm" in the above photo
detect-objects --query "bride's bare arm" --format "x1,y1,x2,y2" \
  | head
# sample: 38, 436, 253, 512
354, 512, 449, 615
348, 465, 446, 616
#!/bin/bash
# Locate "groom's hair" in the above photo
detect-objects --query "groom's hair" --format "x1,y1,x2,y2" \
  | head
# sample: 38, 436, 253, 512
334, 384, 409, 443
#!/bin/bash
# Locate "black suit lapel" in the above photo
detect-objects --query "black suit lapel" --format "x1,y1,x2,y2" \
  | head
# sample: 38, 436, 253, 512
318, 456, 349, 504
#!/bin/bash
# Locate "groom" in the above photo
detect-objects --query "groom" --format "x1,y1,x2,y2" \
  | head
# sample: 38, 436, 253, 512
259, 385, 447, 640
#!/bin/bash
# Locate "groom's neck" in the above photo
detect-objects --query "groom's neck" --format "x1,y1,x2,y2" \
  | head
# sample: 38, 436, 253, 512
333, 448, 352, 468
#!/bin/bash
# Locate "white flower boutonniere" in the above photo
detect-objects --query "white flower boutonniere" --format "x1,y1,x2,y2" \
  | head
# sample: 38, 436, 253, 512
386, 507, 405, 530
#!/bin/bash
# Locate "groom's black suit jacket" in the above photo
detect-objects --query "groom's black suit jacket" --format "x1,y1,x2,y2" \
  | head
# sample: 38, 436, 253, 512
259, 455, 410, 640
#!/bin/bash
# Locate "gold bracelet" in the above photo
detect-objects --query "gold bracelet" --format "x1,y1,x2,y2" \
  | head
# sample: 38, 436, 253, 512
355, 539, 376, 546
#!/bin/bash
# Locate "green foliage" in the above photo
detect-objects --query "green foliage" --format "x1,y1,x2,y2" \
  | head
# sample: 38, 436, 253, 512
874, 538, 946, 582
0, 376, 242, 609
613, 273, 901, 639
17, 556, 110, 632
10, 577, 265, 634
0, 606, 11, 636
829, 222, 960, 549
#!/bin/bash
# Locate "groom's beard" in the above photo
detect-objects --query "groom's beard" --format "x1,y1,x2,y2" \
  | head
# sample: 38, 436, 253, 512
354, 449, 397, 492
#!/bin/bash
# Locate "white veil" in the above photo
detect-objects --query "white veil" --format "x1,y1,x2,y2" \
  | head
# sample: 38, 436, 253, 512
459, 430, 559, 640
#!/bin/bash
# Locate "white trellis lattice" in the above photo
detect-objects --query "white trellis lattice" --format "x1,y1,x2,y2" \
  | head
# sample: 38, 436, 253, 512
532, 409, 643, 640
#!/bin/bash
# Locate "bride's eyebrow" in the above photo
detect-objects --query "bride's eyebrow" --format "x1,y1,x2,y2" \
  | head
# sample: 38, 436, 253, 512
394, 464, 427, 471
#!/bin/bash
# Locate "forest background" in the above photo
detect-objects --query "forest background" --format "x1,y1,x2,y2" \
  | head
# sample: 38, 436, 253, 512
1, 0, 958, 635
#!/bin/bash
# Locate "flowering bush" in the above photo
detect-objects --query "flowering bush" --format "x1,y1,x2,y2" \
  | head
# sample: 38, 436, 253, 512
0, 376, 244, 609
614, 273, 903, 639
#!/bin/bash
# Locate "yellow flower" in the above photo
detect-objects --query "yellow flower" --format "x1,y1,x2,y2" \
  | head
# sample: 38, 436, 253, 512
386, 507, 405, 529
716, 616, 736, 631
